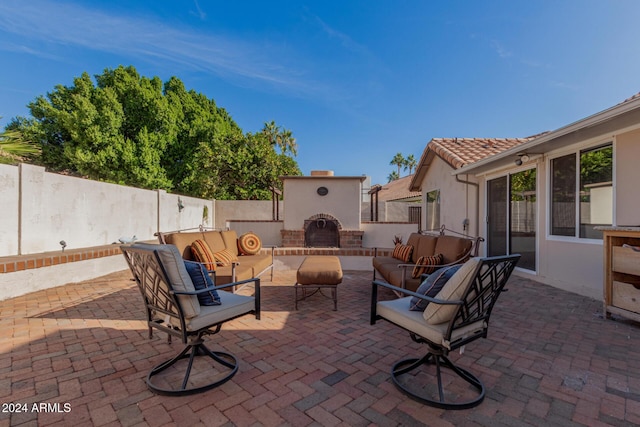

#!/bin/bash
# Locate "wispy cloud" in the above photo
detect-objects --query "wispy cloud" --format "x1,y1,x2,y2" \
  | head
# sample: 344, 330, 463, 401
190, 0, 206, 20
0, 1, 325, 98
490, 40, 512, 59
312, 15, 372, 58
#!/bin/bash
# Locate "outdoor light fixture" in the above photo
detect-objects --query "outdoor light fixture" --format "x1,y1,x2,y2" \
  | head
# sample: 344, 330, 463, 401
59, 240, 67, 252
515, 153, 531, 166
178, 197, 185, 212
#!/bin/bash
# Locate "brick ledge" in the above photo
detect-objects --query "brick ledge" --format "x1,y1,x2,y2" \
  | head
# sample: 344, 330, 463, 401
1, 245, 394, 274
0, 245, 123, 274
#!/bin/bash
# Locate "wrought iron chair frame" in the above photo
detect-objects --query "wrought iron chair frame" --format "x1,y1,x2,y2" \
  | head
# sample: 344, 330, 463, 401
122, 244, 260, 396
371, 254, 520, 409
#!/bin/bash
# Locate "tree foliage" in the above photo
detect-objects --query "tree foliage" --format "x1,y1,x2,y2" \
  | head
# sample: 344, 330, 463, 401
0, 118, 41, 165
8, 65, 300, 199
390, 152, 405, 176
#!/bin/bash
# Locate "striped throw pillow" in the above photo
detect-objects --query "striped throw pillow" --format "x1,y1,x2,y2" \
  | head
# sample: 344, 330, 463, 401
412, 254, 444, 278
191, 239, 217, 271
392, 244, 413, 262
214, 248, 238, 266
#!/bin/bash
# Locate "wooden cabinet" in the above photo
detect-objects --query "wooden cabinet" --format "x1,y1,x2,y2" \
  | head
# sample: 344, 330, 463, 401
602, 228, 640, 322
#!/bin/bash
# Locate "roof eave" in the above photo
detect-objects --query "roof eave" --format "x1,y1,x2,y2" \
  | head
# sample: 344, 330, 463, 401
454, 95, 640, 176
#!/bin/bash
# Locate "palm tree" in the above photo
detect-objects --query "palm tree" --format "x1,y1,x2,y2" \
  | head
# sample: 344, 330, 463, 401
390, 153, 405, 176
0, 123, 40, 164
262, 121, 297, 156
387, 171, 399, 182
404, 154, 417, 174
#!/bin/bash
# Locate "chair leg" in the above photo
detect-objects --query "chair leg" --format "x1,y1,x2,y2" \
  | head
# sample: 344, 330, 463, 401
391, 351, 485, 410
147, 339, 238, 396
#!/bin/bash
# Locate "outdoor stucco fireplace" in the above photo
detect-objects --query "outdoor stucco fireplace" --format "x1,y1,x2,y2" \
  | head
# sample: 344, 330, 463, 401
280, 171, 365, 248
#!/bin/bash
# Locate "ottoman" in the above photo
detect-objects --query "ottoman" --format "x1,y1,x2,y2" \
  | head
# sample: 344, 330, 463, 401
295, 256, 343, 310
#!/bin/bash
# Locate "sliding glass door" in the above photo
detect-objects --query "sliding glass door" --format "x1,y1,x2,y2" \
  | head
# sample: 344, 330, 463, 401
487, 168, 537, 271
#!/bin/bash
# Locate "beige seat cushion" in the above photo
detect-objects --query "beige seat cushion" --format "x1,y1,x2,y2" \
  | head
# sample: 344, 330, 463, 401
215, 264, 254, 284
245, 254, 273, 277
376, 296, 485, 350
297, 256, 343, 285
423, 257, 480, 325
186, 291, 255, 331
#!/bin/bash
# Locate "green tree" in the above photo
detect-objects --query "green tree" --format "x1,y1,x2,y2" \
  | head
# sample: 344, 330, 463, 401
8, 65, 301, 199
390, 152, 405, 176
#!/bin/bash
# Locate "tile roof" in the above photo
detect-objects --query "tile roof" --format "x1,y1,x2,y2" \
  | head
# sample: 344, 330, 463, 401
375, 174, 421, 201
428, 135, 543, 169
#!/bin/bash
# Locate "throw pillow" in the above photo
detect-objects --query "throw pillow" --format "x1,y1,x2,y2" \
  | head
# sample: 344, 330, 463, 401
214, 248, 238, 266
238, 232, 262, 255
183, 260, 221, 306
191, 239, 217, 271
424, 258, 481, 324
409, 264, 462, 311
412, 254, 444, 278
392, 244, 413, 262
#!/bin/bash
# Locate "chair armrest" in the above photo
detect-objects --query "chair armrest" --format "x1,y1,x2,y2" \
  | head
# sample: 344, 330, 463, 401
172, 277, 261, 295
371, 280, 462, 305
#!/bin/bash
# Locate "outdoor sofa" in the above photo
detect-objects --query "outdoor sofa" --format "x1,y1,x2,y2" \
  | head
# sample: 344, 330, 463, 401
157, 228, 274, 286
373, 231, 482, 292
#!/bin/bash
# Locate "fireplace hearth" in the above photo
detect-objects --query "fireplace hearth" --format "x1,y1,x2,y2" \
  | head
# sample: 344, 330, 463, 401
305, 216, 340, 247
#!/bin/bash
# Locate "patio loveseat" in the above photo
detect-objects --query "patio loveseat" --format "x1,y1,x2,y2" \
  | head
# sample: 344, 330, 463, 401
157, 228, 274, 286
373, 231, 482, 292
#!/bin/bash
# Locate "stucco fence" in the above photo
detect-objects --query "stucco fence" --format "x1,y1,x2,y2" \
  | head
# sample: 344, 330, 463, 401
0, 163, 419, 300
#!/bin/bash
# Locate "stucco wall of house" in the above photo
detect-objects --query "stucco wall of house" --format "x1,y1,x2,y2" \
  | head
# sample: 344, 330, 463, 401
475, 146, 606, 299
420, 157, 480, 237
616, 128, 640, 226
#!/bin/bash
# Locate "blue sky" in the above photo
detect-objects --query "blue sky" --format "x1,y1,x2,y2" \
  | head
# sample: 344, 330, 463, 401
1, 1, 640, 186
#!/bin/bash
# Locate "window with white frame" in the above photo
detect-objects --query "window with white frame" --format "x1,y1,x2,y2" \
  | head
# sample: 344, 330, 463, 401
550, 144, 613, 239
425, 189, 440, 231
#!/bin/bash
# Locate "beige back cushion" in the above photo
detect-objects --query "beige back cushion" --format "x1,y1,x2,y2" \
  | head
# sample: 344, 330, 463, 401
162, 232, 202, 260
203, 231, 226, 253
413, 235, 439, 263
221, 230, 239, 257
154, 244, 201, 319
423, 257, 480, 325
433, 235, 472, 264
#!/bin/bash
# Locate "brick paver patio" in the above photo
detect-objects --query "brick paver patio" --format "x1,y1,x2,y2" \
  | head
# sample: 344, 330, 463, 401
2, 268, 640, 426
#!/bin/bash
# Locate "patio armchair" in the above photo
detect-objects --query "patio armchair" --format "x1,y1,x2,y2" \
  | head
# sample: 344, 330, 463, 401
370, 254, 520, 409
121, 243, 260, 396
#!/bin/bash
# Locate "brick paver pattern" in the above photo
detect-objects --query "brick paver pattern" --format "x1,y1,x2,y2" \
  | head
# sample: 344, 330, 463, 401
2, 269, 640, 426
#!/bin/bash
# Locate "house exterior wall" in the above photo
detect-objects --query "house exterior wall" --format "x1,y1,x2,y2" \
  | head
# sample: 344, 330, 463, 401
419, 156, 480, 237
615, 128, 640, 226
471, 126, 640, 300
